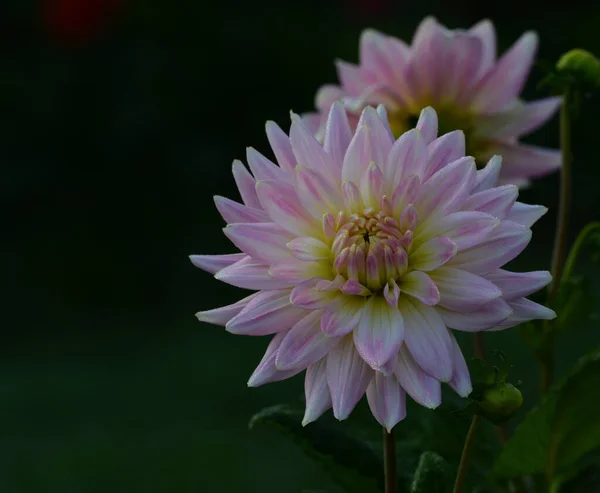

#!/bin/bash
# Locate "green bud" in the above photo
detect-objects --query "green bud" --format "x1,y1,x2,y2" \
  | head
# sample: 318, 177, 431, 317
477, 382, 523, 424
556, 49, 600, 91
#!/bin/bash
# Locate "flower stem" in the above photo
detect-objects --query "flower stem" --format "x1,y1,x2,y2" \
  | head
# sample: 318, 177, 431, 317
383, 427, 396, 493
542, 88, 573, 394
453, 414, 481, 493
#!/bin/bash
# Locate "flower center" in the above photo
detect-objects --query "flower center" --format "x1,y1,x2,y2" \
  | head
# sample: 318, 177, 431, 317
331, 209, 412, 292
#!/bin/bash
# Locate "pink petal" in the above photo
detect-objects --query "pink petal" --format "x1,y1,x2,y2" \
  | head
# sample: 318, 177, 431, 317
437, 297, 513, 331
269, 258, 330, 283
409, 236, 457, 271
424, 130, 466, 181
247, 332, 303, 387
189, 252, 247, 275
361, 162, 384, 209
224, 222, 293, 264
321, 295, 366, 336
376, 104, 395, 141
290, 280, 336, 309
342, 107, 393, 186
399, 271, 440, 306
485, 269, 551, 300
324, 101, 352, 169
226, 289, 306, 335
359, 29, 398, 86
469, 19, 496, 77
287, 237, 331, 261
366, 373, 407, 432
447, 220, 532, 274
215, 256, 291, 290
385, 129, 427, 191
354, 295, 404, 369
429, 266, 502, 311
400, 298, 453, 381
290, 114, 339, 185
196, 292, 257, 326
303, 359, 332, 426
490, 297, 556, 330
391, 174, 421, 217
232, 160, 262, 209
475, 97, 561, 139
295, 164, 343, 219
327, 336, 373, 420
416, 157, 476, 218
342, 180, 363, 213
276, 310, 341, 371
448, 331, 472, 397
266, 120, 296, 173
246, 147, 287, 181
472, 155, 502, 193
335, 60, 372, 97
214, 196, 269, 223
394, 345, 442, 409
443, 32, 484, 104
416, 106, 438, 144
256, 179, 317, 236
461, 185, 518, 219
471, 32, 538, 113
506, 202, 548, 227
484, 143, 561, 180
315, 84, 345, 112
416, 211, 500, 251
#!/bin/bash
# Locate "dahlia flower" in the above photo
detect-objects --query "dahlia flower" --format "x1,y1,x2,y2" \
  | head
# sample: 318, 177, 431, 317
305, 17, 561, 187
191, 104, 555, 431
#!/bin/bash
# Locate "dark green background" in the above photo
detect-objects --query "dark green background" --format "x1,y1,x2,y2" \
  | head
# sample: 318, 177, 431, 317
3, 0, 600, 491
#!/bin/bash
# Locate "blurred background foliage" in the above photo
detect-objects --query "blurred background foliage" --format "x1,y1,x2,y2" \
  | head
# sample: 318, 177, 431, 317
2, 0, 600, 491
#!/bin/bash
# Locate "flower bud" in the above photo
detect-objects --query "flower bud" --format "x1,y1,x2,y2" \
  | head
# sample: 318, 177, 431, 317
556, 49, 600, 91
476, 383, 523, 424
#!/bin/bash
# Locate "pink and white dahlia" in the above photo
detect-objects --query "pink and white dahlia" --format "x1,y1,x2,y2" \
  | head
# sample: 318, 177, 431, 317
305, 17, 561, 187
191, 104, 555, 431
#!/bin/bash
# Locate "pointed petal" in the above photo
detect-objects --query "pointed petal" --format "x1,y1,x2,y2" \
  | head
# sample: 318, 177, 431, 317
409, 236, 457, 271
232, 160, 262, 209
461, 185, 518, 219
324, 101, 352, 169
400, 298, 453, 381
485, 269, 551, 300
276, 310, 341, 371
491, 298, 556, 330
484, 143, 561, 180
256, 179, 317, 236
189, 252, 246, 275
416, 157, 476, 218
215, 256, 292, 290
506, 202, 548, 227
247, 147, 287, 181
429, 266, 502, 311
471, 32, 538, 113
399, 271, 440, 306
394, 345, 442, 409
226, 289, 306, 335
416, 106, 438, 144
361, 162, 384, 209
367, 373, 407, 432
416, 211, 500, 251
224, 222, 293, 264
448, 331, 472, 397
321, 295, 366, 337
287, 237, 331, 261
303, 359, 332, 426
447, 220, 532, 274
196, 292, 257, 326
354, 295, 404, 369
327, 336, 373, 420
437, 297, 512, 331
290, 279, 336, 309
424, 130, 466, 181
295, 164, 343, 219
469, 19, 496, 76
385, 129, 427, 191
247, 332, 303, 387
266, 120, 296, 173
269, 258, 331, 283
214, 196, 269, 223
472, 155, 502, 192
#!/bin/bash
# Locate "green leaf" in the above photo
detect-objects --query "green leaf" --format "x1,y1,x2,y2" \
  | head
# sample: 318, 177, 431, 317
250, 405, 382, 493
493, 346, 600, 481
554, 453, 600, 493
410, 451, 450, 493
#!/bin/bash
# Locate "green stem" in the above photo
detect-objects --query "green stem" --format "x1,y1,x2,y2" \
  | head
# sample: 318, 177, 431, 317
541, 87, 573, 395
561, 222, 600, 282
453, 415, 481, 493
383, 427, 396, 493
